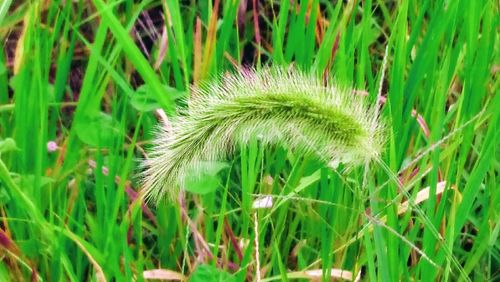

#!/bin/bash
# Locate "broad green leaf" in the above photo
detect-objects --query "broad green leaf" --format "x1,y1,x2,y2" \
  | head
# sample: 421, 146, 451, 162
15, 174, 54, 189
130, 84, 185, 112
75, 112, 122, 147
0, 138, 18, 154
189, 264, 235, 282
183, 161, 230, 195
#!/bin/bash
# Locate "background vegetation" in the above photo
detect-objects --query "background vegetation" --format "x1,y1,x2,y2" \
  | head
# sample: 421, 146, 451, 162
0, 0, 498, 281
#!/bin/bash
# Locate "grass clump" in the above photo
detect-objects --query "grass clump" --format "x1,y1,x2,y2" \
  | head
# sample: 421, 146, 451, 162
0, 0, 498, 281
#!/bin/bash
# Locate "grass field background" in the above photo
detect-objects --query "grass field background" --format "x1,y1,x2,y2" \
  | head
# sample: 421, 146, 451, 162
0, 0, 498, 281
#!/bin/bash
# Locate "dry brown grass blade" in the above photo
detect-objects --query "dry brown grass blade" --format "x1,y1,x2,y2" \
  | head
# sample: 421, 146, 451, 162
193, 17, 203, 83
143, 269, 186, 281
200, 0, 220, 79
252, 0, 261, 60
397, 181, 456, 215
262, 268, 360, 281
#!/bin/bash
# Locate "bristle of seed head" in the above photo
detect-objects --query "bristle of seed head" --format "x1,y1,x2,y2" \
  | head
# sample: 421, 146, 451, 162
141, 67, 385, 204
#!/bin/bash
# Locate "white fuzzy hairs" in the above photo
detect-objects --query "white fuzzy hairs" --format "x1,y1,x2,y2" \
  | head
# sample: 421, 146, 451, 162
141, 67, 384, 204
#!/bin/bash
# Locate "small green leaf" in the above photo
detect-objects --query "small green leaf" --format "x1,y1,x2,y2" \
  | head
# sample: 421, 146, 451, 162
0, 138, 18, 154
130, 84, 185, 112
189, 264, 235, 282
15, 174, 54, 189
75, 112, 123, 147
183, 161, 229, 195
130, 85, 161, 112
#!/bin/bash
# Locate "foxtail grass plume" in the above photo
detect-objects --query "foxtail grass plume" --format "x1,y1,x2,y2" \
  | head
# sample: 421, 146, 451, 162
142, 68, 384, 203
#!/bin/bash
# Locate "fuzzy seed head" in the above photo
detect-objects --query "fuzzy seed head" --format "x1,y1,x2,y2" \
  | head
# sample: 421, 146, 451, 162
141, 68, 385, 204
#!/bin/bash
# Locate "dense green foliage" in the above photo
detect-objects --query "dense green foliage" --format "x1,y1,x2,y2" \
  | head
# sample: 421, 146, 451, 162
0, 0, 498, 281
